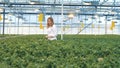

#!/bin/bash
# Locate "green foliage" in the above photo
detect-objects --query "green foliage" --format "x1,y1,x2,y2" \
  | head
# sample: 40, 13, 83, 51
0, 35, 120, 68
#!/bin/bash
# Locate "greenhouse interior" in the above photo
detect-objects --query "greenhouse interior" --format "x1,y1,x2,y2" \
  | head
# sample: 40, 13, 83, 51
0, 0, 120, 68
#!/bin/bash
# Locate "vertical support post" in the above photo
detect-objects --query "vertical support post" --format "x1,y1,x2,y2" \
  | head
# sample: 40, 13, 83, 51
17, 14, 19, 35
3, 5, 5, 35
61, 0, 63, 40
105, 15, 107, 34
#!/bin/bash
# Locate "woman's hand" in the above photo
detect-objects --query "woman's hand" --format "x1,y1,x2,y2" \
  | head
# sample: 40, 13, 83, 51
45, 35, 48, 38
46, 35, 54, 38
48, 36, 54, 38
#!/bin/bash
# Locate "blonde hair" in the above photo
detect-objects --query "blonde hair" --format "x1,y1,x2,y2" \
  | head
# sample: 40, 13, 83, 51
47, 17, 54, 28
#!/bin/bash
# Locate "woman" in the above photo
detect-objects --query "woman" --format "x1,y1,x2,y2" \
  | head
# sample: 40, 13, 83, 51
45, 17, 57, 40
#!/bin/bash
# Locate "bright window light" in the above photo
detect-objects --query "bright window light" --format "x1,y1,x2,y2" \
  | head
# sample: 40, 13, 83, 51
68, 13, 74, 19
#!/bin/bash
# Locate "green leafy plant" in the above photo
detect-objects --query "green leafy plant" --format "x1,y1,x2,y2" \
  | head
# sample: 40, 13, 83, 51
0, 35, 120, 68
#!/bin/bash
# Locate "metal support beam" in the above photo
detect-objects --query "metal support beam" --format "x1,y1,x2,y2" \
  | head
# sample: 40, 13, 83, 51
0, 3, 120, 7
61, 0, 63, 40
3, 5, 5, 35
0, 12, 116, 16
105, 16, 107, 34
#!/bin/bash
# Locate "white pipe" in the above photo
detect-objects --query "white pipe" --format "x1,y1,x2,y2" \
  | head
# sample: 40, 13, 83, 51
61, 0, 63, 40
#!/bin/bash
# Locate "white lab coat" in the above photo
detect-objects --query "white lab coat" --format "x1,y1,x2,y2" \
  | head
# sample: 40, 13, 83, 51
47, 25, 57, 40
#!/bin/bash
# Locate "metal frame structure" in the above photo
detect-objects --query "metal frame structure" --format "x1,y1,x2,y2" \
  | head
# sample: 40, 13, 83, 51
0, 0, 120, 37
